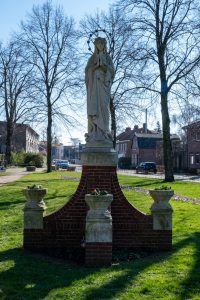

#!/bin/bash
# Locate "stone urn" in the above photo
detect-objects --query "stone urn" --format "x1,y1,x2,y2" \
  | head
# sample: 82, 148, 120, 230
85, 194, 113, 243
23, 186, 47, 229
23, 188, 47, 209
149, 189, 174, 230
26, 166, 36, 172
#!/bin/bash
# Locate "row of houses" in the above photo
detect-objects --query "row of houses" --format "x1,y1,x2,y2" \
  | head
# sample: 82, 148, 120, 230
39, 141, 83, 162
0, 121, 39, 153
0, 121, 82, 162
116, 121, 200, 173
0, 120, 199, 172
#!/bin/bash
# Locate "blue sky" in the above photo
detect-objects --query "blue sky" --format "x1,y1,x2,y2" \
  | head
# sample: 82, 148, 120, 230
0, 0, 113, 143
0, 0, 112, 42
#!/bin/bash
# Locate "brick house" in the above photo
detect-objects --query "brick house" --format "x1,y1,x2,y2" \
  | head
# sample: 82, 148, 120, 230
183, 120, 200, 172
132, 133, 163, 167
117, 124, 181, 169
116, 124, 151, 159
0, 121, 39, 153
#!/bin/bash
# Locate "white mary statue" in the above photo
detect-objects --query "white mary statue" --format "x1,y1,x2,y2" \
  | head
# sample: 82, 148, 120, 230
85, 37, 115, 146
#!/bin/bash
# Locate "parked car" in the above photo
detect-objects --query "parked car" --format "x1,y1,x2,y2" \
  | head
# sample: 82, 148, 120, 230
136, 162, 157, 174
55, 160, 69, 169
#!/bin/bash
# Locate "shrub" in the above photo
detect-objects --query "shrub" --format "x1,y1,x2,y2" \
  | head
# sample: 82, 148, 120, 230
11, 151, 26, 166
24, 153, 44, 168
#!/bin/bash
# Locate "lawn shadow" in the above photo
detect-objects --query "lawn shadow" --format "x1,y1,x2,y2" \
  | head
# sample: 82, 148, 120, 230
122, 179, 165, 188
0, 233, 200, 299
0, 200, 26, 210
81, 233, 200, 300
0, 248, 93, 299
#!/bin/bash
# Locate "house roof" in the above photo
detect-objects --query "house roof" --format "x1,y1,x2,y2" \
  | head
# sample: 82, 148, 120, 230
0, 121, 39, 137
135, 133, 163, 138
182, 120, 200, 130
116, 126, 151, 141
135, 133, 180, 140
117, 126, 180, 145
136, 133, 180, 149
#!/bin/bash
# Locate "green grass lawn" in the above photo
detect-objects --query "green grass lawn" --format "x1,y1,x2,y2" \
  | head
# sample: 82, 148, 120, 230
0, 171, 200, 299
0, 172, 12, 176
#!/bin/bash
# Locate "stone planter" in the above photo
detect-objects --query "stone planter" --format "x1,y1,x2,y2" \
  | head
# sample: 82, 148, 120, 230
23, 188, 47, 229
26, 166, 36, 172
85, 194, 113, 242
85, 193, 113, 266
51, 165, 58, 171
149, 189, 174, 230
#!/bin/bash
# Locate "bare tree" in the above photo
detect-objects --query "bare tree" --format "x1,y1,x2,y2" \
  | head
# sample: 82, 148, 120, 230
117, 0, 200, 181
0, 41, 35, 164
19, 1, 80, 172
80, 7, 152, 148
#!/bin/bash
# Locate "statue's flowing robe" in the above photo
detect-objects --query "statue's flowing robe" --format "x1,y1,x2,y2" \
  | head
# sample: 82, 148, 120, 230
85, 52, 114, 138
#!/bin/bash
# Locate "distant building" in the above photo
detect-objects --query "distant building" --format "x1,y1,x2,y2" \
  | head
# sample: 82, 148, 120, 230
63, 143, 85, 161
0, 121, 39, 153
52, 143, 64, 160
116, 124, 151, 159
117, 124, 181, 170
132, 133, 163, 167
39, 141, 64, 160
183, 120, 200, 172
63, 145, 74, 160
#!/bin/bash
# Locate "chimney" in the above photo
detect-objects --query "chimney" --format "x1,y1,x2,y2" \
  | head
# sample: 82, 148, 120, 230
134, 125, 139, 131
143, 123, 147, 133
125, 127, 131, 132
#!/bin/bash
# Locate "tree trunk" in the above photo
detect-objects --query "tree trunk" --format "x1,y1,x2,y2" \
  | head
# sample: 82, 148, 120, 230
110, 96, 116, 149
5, 120, 13, 165
161, 92, 174, 182
47, 102, 52, 173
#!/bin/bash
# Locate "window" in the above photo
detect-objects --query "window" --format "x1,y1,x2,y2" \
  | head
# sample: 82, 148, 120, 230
190, 154, 194, 165
195, 153, 200, 164
196, 133, 200, 141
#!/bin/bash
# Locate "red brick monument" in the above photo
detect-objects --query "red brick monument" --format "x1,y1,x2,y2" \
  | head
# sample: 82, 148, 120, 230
23, 37, 172, 266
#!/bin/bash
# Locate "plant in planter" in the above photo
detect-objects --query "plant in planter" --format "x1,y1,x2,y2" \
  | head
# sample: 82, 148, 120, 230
85, 189, 114, 266
23, 184, 47, 229
23, 184, 47, 206
27, 184, 42, 189
85, 189, 113, 243
154, 185, 171, 190
150, 185, 174, 204
149, 185, 174, 230
90, 188, 108, 196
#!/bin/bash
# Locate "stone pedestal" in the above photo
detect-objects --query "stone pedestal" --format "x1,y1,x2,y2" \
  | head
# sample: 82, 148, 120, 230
149, 189, 174, 230
81, 145, 118, 167
23, 188, 47, 229
85, 194, 113, 266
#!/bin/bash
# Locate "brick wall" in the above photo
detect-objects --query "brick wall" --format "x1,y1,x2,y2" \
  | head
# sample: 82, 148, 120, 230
85, 243, 112, 267
24, 165, 172, 262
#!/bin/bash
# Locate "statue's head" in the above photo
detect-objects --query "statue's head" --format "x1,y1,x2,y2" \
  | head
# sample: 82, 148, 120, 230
94, 37, 107, 53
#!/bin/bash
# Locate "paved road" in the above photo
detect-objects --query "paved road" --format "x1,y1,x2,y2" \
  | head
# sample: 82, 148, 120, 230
0, 167, 200, 185
117, 169, 200, 182
0, 168, 46, 185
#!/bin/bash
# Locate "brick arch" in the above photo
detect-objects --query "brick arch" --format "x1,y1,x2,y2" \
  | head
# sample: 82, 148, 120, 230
24, 165, 172, 261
